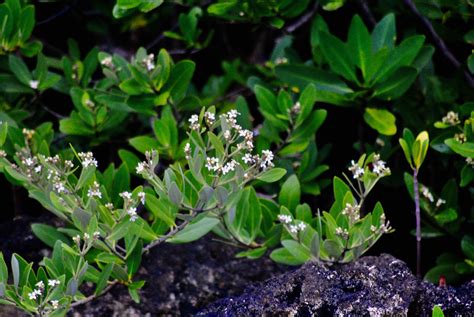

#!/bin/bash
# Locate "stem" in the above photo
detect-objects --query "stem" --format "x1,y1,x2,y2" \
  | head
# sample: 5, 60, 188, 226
403, 0, 474, 88
413, 168, 421, 277
70, 281, 117, 308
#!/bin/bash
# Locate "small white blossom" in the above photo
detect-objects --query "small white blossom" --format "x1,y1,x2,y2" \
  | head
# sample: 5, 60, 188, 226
28, 289, 42, 300
48, 279, 60, 287
51, 300, 59, 309
72, 235, 81, 244
436, 198, 446, 208
34, 165, 42, 173
127, 207, 138, 222
278, 214, 292, 224
136, 161, 148, 174
441, 111, 460, 126
371, 225, 377, 233
93, 231, 100, 239
335, 227, 349, 239
22, 128, 35, 140
184, 143, 191, 160
289, 225, 299, 233
119, 191, 132, 201
349, 160, 364, 179
223, 130, 232, 140
204, 111, 215, 125
83, 233, 90, 240
53, 181, 67, 194
421, 186, 434, 202
242, 153, 254, 164
105, 202, 114, 210
87, 181, 102, 199
298, 222, 306, 231
0, 150, 6, 158
454, 133, 466, 143
222, 160, 238, 175
78, 152, 98, 168
100, 56, 113, 68
138, 191, 146, 205
35, 281, 45, 289
467, 157, 474, 167
188, 114, 200, 130
372, 154, 391, 176
29, 80, 39, 90
205, 157, 220, 172
260, 150, 274, 170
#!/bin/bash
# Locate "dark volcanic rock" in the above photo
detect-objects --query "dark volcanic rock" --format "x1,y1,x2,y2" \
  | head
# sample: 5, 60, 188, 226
199, 254, 474, 316
70, 237, 285, 316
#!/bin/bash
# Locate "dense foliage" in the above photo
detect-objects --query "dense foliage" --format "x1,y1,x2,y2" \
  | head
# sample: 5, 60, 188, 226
0, 0, 472, 315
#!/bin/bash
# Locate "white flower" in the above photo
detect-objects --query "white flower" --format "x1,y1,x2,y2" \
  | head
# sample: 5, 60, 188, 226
242, 153, 254, 164
289, 225, 299, 233
143, 54, 155, 71
93, 231, 101, 239
28, 289, 42, 300
83, 233, 90, 240
29, 80, 39, 90
87, 181, 102, 199
205, 157, 220, 172
51, 300, 59, 309
100, 56, 113, 68
467, 157, 474, 166
335, 227, 349, 238
35, 281, 45, 289
34, 165, 42, 173
372, 154, 390, 176
72, 235, 81, 243
278, 214, 292, 224
421, 186, 434, 202
204, 111, 215, 125
349, 160, 364, 179
260, 150, 274, 170
223, 130, 231, 140
119, 191, 132, 201
78, 152, 98, 168
441, 111, 460, 126
53, 181, 67, 194
127, 207, 138, 222
298, 222, 306, 231
184, 143, 191, 160
371, 225, 377, 233
291, 101, 301, 114
136, 161, 148, 174
105, 203, 114, 210
0, 150, 6, 158
222, 160, 238, 175
48, 279, 60, 287
436, 198, 446, 208
138, 191, 146, 205
188, 114, 200, 130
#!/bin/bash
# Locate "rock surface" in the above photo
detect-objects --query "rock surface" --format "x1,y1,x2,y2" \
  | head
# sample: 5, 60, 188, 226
199, 254, 474, 316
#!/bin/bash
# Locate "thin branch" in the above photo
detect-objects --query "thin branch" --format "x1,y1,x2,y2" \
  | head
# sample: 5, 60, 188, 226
70, 281, 118, 308
356, 0, 376, 28
403, 0, 474, 88
142, 211, 197, 252
413, 168, 421, 278
284, 1, 319, 33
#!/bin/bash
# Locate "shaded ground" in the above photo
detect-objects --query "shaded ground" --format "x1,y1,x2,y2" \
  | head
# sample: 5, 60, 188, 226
200, 254, 474, 316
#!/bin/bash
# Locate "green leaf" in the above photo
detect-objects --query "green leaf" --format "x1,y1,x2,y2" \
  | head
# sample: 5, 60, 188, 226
432, 305, 445, 317
372, 67, 418, 100
348, 15, 371, 79
274, 64, 354, 95
445, 139, 474, 158
126, 240, 143, 275
281, 240, 311, 262
412, 131, 429, 168
11, 255, 19, 290
9, 55, 32, 85
319, 32, 357, 82
59, 118, 94, 136
31, 224, 70, 248
371, 13, 396, 52
363, 108, 397, 135
257, 168, 287, 183
164, 60, 195, 103
95, 263, 113, 295
461, 235, 474, 260
279, 175, 301, 212
18, 5, 35, 43
168, 217, 219, 243
0, 254, 7, 284
270, 247, 305, 265
129, 136, 160, 154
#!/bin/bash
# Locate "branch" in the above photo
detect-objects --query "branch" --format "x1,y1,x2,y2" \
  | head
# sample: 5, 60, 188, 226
356, 0, 376, 28
403, 0, 474, 88
70, 281, 118, 308
284, 1, 319, 34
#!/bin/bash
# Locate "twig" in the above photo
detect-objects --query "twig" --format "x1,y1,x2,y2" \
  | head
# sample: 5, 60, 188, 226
413, 168, 421, 278
356, 0, 376, 28
403, 0, 474, 88
37, 0, 77, 26
284, 1, 319, 33
70, 281, 118, 308
142, 211, 197, 252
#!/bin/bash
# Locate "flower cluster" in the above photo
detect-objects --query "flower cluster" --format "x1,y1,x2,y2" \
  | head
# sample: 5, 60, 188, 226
135, 150, 159, 177
441, 111, 460, 126
349, 160, 364, 179
140, 53, 155, 71
87, 181, 102, 199
277, 214, 306, 233
120, 190, 146, 222
28, 279, 60, 301
372, 154, 391, 176
342, 203, 360, 223
78, 152, 98, 168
